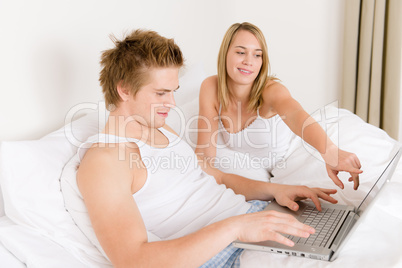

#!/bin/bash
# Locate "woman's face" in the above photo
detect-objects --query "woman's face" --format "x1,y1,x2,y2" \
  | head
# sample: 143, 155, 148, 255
226, 30, 263, 87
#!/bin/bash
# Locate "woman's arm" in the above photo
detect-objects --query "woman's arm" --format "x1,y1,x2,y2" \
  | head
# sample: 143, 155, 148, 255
263, 82, 362, 189
198, 154, 337, 210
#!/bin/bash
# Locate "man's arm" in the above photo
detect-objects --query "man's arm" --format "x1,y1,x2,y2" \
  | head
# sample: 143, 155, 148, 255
77, 144, 315, 267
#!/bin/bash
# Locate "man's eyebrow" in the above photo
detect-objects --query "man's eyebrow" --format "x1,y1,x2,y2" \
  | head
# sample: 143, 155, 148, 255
155, 85, 180, 91
235, 46, 262, 52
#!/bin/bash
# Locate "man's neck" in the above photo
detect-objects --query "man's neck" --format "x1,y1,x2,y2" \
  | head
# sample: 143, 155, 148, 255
102, 111, 168, 147
103, 110, 147, 137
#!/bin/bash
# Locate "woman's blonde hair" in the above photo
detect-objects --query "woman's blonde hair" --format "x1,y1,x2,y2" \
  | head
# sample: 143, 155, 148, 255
217, 22, 276, 112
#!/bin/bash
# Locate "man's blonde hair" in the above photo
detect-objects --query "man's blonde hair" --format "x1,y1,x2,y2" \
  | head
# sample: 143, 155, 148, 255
217, 22, 276, 112
99, 29, 184, 110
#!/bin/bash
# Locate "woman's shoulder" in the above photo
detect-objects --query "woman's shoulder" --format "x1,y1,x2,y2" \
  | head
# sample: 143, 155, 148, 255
199, 75, 219, 112
201, 75, 218, 88
260, 79, 293, 111
263, 79, 290, 98
200, 75, 218, 97
265, 79, 286, 90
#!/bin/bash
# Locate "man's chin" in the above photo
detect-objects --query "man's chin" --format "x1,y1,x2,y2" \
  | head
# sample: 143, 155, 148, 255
151, 120, 166, 129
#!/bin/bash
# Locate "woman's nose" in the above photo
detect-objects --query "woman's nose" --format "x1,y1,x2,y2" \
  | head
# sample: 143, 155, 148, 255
242, 54, 252, 66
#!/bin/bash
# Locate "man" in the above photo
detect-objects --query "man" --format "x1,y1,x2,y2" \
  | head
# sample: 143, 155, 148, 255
66, 29, 337, 267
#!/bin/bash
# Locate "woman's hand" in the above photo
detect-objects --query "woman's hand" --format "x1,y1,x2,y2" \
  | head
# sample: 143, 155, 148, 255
322, 145, 362, 190
270, 184, 338, 211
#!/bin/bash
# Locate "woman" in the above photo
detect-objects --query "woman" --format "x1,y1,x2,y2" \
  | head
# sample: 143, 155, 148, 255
196, 22, 362, 190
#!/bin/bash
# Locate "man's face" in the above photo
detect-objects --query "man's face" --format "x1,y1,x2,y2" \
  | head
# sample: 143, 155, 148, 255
127, 67, 179, 129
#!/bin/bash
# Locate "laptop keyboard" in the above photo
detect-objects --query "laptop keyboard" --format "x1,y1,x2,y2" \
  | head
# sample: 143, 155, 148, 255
287, 206, 345, 247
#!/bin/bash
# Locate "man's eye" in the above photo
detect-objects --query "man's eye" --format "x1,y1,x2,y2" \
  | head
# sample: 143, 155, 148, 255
156, 92, 165, 96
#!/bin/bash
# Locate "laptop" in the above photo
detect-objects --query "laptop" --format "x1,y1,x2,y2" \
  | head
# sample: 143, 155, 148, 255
233, 147, 401, 261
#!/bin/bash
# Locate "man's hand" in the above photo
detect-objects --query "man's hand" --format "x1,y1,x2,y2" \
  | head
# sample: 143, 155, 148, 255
233, 210, 315, 247
271, 184, 338, 211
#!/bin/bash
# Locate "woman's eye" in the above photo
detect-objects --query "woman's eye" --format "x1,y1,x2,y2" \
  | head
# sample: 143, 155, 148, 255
156, 92, 165, 96
255, 54, 262, 58
236, 51, 245, 55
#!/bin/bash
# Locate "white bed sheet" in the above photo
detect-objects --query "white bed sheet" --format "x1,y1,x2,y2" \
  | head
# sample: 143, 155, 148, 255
240, 165, 402, 268
0, 217, 89, 268
0, 85, 401, 267
0, 217, 25, 268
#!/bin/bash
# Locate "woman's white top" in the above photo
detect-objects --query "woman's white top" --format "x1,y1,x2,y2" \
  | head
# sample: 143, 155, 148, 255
61, 127, 250, 259
216, 105, 293, 181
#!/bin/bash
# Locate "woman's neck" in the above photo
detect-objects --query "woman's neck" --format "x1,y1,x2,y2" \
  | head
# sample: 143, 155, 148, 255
227, 78, 252, 104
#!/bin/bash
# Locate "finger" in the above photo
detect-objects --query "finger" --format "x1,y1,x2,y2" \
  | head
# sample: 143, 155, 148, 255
280, 197, 300, 211
346, 167, 363, 174
305, 192, 322, 211
352, 173, 360, 190
347, 174, 360, 190
353, 155, 362, 169
314, 188, 337, 195
271, 232, 296, 247
327, 169, 344, 189
267, 214, 315, 235
354, 159, 362, 170
315, 189, 338, 204
261, 211, 314, 234
263, 230, 306, 247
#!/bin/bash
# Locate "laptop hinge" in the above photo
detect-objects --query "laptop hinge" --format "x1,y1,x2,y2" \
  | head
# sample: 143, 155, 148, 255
329, 211, 358, 251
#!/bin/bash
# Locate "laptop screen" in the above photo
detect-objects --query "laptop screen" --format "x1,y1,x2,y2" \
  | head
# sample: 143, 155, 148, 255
356, 148, 400, 215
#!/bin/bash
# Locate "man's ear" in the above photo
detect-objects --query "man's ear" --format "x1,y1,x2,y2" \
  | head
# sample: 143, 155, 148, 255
117, 81, 130, 102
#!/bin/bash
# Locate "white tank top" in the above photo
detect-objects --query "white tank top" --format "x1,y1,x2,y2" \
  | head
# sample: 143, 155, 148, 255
61, 127, 251, 258
216, 105, 293, 179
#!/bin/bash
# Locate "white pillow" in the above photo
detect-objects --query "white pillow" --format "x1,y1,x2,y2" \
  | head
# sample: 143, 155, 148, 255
0, 108, 112, 267
166, 62, 207, 148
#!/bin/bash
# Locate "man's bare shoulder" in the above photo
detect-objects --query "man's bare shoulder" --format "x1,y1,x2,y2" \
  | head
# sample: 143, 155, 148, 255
81, 142, 140, 165
77, 142, 141, 188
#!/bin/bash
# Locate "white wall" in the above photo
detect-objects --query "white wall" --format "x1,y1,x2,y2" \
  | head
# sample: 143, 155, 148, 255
0, 0, 346, 141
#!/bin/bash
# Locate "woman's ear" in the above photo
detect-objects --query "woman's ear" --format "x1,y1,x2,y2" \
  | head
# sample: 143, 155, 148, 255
117, 81, 130, 102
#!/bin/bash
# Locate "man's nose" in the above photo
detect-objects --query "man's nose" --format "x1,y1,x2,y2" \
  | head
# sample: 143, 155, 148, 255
164, 92, 175, 108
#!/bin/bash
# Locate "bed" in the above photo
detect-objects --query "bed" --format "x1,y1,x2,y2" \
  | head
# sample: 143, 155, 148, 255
0, 65, 401, 268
